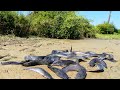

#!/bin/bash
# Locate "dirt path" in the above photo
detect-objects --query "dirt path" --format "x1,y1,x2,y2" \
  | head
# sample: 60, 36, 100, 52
0, 36, 120, 79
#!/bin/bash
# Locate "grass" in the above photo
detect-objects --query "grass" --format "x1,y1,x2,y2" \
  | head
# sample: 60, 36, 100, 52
96, 33, 120, 39
1, 33, 120, 40
0, 34, 16, 39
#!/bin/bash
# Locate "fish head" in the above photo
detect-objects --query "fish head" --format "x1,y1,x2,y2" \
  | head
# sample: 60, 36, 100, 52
106, 54, 117, 62
63, 50, 69, 52
89, 58, 97, 67
108, 59, 117, 62
24, 55, 32, 61
51, 50, 60, 54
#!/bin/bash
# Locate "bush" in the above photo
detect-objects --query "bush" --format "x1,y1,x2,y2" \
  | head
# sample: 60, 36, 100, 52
13, 15, 30, 37
59, 16, 84, 39
84, 26, 97, 38
29, 11, 96, 39
0, 11, 17, 35
96, 22, 118, 34
118, 30, 120, 34
0, 11, 97, 39
0, 11, 30, 37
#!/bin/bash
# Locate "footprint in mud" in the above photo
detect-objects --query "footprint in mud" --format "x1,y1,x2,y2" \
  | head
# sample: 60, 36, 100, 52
2, 70, 9, 73
3, 44, 7, 46
0, 54, 10, 59
1, 56, 18, 61
19, 48, 28, 51
27, 49, 36, 52
11, 56, 18, 59
47, 43, 53, 45
0, 54, 16, 61
115, 43, 120, 45
0, 48, 6, 50
1, 57, 11, 61
33, 44, 42, 47
108, 66, 120, 73
19, 44, 23, 46
29, 49, 35, 52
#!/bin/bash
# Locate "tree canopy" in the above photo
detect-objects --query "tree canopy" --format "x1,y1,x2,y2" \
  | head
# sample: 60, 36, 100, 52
0, 11, 118, 39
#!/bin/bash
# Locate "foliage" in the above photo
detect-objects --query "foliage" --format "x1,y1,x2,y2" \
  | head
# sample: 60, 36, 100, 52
0, 11, 17, 34
0, 11, 30, 37
118, 29, 120, 34
96, 33, 120, 39
96, 22, 118, 34
0, 11, 98, 39
29, 11, 96, 39
14, 15, 30, 37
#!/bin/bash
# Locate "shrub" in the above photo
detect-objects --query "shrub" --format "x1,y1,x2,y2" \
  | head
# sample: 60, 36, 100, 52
13, 15, 30, 37
118, 30, 120, 34
0, 11, 17, 35
96, 22, 118, 34
0, 11, 97, 39
29, 11, 96, 39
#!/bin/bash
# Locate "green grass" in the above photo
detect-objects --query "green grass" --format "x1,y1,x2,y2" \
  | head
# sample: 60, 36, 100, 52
96, 33, 120, 39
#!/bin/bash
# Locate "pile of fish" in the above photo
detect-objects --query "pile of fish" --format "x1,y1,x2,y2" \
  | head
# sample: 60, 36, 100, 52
0, 47, 117, 79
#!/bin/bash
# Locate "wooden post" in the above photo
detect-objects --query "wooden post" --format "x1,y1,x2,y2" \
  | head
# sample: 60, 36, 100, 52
108, 11, 112, 24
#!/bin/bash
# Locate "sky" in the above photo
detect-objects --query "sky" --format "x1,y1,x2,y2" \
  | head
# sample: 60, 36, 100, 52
19, 11, 120, 29
77, 11, 120, 29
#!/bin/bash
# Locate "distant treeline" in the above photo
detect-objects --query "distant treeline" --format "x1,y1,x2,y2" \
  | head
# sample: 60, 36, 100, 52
0, 11, 119, 39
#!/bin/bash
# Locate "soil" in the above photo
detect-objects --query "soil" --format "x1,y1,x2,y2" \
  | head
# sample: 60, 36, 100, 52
0, 37, 120, 79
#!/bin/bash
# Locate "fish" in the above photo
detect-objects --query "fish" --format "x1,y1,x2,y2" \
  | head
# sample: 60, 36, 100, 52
51, 60, 76, 67
48, 65, 69, 79
24, 67, 53, 79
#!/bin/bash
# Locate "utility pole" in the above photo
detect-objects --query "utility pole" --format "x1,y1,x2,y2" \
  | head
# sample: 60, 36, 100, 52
108, 11, 112, 24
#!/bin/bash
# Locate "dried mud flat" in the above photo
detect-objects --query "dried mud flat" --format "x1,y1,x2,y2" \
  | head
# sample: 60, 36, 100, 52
0, 36, 120, 79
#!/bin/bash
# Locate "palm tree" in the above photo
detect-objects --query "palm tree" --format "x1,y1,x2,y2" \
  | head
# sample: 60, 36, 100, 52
108, 11, 112, 23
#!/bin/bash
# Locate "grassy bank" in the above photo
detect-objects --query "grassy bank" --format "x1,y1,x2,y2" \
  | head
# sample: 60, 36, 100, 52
96, 33, 120, 39
1, 34, 120, 40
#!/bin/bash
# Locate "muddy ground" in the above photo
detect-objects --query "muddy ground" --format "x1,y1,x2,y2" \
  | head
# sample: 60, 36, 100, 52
0, 36, 120, 79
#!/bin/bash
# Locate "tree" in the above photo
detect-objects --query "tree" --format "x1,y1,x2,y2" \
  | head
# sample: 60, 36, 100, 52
0, 11, 18, 35
28, 11, 96, 39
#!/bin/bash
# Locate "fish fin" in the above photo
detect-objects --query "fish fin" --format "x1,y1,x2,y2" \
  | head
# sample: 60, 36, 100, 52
0, 61, 22, 65
88, 70, 104, 73
70, 45, 72, 52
